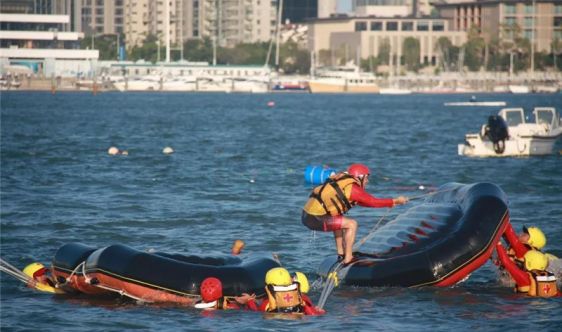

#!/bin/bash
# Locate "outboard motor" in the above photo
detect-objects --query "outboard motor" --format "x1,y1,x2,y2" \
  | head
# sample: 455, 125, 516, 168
486, 115, 508, 154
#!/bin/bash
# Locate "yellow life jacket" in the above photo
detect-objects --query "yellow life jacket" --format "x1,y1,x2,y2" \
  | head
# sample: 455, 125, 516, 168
264, 283, 305, 313
303, 173, 360, 216
517, 271, 558, 297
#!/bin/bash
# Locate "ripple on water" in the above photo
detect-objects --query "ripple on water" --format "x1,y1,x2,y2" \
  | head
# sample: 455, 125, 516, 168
1, 92, 561, 330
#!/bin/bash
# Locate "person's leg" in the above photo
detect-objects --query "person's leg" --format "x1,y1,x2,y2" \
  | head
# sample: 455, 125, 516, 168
333, 230, 344, 257
340, 217, 357, 264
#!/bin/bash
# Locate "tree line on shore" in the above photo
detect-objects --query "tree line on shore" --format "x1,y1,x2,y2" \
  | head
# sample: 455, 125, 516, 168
84, 23, 561, 75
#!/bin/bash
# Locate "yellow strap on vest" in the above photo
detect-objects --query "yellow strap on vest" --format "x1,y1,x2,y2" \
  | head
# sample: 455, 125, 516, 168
307, 174, 359, 216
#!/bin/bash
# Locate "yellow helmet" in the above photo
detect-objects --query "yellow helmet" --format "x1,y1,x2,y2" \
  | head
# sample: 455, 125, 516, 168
23, 262, 47, 279
293, 272, 310, 294
524, 226, 546, 249
265, 267, 292, 286
524, 250, 548, 271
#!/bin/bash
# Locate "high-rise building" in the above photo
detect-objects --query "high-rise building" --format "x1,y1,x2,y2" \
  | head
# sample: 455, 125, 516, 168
49, 0, 278, 51
282, 0, 317, 24
72, 0, 125, 35
193, 0, 278, 47
434, 0, 561, 53
124, 0, 178, 50
0, 0, 55, 14
49, 0, 125, 35
317, 0, 338, 18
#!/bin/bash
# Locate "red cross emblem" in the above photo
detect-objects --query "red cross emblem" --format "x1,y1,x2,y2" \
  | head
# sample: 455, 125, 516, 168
543, 284, 551, 294
283, 293, 293, 302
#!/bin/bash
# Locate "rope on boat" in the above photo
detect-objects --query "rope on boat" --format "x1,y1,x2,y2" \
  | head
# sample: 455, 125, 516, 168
0, 265, 31, 284
317, 187, 458, 309
0, 258, 33, 284
317, 210, 391, 310
407, 187, 456, 201
354, 208, 392, 251
63, 261, 85, 285
91, 283, 151, 303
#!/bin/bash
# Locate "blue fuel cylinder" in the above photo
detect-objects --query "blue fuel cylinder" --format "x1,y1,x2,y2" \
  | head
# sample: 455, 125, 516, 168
304, 166, 337, 185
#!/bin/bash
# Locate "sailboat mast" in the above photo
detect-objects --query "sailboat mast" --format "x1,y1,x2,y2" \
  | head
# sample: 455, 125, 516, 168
274, 0, 283, 70
165, 0, 170, 63
530, 0, 535, 76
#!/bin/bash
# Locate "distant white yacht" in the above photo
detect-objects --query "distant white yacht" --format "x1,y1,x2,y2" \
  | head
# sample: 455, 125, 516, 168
379, 87, 412, 95
309, 65, 379, 93
508, 85, 530, 94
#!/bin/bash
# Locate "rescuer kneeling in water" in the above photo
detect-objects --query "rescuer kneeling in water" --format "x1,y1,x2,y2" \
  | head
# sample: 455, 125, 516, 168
302, 163, 408, 265
502, 223, 547, 262
497, 224, 556, 285
495, 242, 560, 297
194, 277, 257, 310
23, 262, 62, 294
246, 267, 325, 315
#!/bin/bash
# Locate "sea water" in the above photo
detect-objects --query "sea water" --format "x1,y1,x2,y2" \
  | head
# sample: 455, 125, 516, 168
1, 92, 561, 331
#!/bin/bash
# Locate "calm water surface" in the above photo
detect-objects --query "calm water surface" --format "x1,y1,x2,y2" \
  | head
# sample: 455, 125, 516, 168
1, 92, 561, 331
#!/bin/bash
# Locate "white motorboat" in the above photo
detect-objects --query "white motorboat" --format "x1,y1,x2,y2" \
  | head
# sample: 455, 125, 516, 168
445, 97, 506, 106
0, 79, 21, 90
508, 85, 530, 94
226, 77, 269, 93
309, 65, 379, 93
445, 101, 506, 106
458, 107, 562, 157
161, 77, 197, 92
112, 76, 160, 92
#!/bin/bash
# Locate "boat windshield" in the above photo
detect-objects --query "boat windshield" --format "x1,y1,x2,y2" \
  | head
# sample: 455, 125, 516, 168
504, 111, 524, 126
535, 110, 553, 126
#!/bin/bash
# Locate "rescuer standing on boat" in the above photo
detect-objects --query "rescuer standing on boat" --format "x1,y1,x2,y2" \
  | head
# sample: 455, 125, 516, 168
301, 164, 408, 265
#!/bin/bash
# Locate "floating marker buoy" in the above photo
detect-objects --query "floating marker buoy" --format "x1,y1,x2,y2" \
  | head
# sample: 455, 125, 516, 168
108, 147, 119, 155
249, 179, 255, 183
419, 185, 425, 190
163, 146, 174, 154
267, 101, 275, 107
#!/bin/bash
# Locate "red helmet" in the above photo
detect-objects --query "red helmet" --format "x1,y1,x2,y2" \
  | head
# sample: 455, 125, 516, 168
200, 277, 223, 302
348, 163, 370, 178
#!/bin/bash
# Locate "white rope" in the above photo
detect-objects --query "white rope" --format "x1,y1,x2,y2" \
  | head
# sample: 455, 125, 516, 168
0, 258, 26, 275
64, 261, 85, 284
0, 265, 31, 284
318, 188, 457, 308
408, 187, 457, 201
81, 261, 92, 284
90, 283, 151, 303
354, 208, 392, 251
0, 258, 33, 284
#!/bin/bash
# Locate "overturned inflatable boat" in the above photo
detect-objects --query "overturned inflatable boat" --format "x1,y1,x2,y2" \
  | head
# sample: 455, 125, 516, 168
317, 182, 509, 287
52, 243, 280, 303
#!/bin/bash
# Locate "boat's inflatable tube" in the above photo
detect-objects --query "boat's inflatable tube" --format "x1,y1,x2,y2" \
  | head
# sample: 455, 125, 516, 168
317, 182, 509, 287
52, 243, 280, 303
